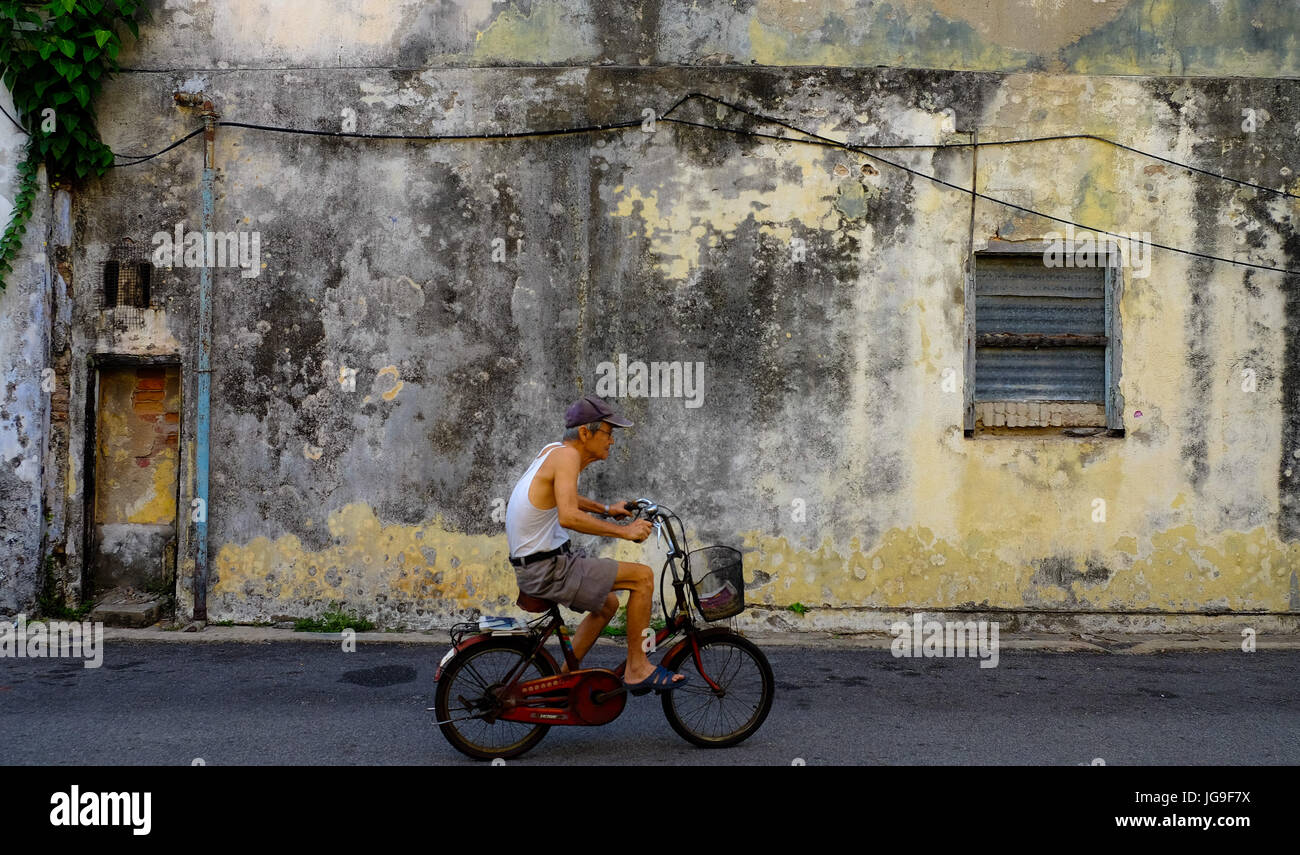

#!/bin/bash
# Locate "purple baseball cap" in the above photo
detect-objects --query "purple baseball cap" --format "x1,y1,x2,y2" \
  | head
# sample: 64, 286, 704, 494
564, 394, 633, 429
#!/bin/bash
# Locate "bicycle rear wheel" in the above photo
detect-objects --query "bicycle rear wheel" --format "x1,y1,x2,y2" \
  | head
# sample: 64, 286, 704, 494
660, 632, 774, 748
434, 638, 555, 760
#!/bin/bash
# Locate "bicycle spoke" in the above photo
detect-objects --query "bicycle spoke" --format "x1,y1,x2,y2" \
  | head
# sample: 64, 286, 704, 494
459, 660, 495, 695
438, 644, 551, 756
669, 639, 766, 740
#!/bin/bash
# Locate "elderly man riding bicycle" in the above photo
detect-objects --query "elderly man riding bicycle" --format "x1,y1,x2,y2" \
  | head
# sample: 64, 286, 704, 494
504, 394, 688, 694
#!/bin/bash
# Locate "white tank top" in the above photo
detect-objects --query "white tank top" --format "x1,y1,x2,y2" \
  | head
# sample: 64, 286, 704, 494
505, 443, 571, 558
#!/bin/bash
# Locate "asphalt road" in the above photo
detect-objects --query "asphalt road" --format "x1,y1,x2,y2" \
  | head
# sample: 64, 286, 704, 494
2, 640, 1296, 765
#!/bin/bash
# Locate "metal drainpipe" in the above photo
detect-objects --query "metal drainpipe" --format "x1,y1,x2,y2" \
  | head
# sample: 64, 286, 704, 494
181, 95, 219, 621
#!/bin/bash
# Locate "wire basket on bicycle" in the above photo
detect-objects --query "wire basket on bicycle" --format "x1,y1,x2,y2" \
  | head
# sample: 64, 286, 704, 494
686, 545, 745, 621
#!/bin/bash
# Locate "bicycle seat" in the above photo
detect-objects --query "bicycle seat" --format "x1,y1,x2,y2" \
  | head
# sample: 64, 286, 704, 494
516, 592, 555, 613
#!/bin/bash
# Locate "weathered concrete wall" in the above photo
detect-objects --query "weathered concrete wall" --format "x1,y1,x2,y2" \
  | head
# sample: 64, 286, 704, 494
127, 0, 1300, 77
8, 0, 1299, 630
0, 84, 53, 615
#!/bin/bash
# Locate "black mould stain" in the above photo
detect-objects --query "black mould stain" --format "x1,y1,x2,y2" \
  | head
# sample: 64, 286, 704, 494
1031, 554, 1111, 592
1145, 78, 1299, 540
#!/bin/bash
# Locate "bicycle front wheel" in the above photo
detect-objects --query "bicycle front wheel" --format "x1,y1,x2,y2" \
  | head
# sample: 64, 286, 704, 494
434, 638, 555, 760
660, 632, 774, 748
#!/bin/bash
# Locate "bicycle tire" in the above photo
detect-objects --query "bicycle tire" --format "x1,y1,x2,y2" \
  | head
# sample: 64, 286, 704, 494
659, 632, 774, 748
434, 637, 556, 760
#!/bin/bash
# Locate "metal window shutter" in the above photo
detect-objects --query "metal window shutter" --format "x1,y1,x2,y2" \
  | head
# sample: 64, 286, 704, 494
975, 255, 1106, 402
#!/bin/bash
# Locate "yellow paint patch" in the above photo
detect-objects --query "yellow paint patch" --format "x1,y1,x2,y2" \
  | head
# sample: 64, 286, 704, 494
738, 522, 1296, 612
94, 368, 180, 526
215, 0, 409, 55
378, 365, 404, 401
740, 526, 1026, 610
746, 2, 1031, 70
607, 143, 842, 281
924, 0, 1130, 54
473, 2, 592, 63
126, 455, 177, 525
1091, 526, 1298, 611
213, 503, 517, 611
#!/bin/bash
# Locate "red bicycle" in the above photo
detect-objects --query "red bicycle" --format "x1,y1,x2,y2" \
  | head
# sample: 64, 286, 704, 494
433, 498, 774, 760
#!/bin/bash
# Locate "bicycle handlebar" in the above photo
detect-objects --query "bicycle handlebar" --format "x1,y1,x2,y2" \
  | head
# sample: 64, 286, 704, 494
600, 497, 694, 625
596, 498, 657, 519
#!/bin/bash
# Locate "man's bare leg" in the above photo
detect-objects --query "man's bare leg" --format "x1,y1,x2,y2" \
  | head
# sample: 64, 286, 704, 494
611, 561, 683, 685
561, 593, 619, 674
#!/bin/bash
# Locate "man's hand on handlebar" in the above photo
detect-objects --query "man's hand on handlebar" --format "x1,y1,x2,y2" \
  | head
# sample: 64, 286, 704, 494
595, 498, 652, 541
623, 519, 653, 543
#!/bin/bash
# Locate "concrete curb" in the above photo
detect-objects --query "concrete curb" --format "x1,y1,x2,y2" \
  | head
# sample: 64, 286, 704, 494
99, 625, 1300, 652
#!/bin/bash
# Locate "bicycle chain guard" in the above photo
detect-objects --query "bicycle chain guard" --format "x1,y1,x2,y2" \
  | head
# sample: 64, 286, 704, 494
500, 668, 627, 726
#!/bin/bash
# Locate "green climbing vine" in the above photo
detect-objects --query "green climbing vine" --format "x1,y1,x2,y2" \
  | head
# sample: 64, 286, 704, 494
0, 0, 143, 293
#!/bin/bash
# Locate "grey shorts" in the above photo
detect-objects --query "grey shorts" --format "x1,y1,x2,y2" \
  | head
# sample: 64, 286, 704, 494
513, 547, 619, 613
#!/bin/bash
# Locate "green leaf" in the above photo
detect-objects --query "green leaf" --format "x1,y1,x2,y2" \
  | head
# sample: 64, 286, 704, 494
71, 82, 89, 107
94, 28, 112, 47
62, 0, 76, 12
38, 41, 56, 61
124, 18, 138, 39
82, 44, 100, 61
85, 63, 102, 79
105, 40, 118, 61
59, 39, 76, 59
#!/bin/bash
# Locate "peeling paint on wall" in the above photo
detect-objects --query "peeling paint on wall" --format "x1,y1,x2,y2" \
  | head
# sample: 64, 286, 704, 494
6, 4, 1296, 631
739, 521, 1296, 614
117, 1, 1300, 77
212, 503, 516, 624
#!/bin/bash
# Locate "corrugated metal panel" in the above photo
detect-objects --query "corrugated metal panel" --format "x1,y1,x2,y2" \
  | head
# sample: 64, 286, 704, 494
974, 347, 1106, 401
976, 295, 1105, 335
975, 256, 1104, 298
975, 255, 1108, 402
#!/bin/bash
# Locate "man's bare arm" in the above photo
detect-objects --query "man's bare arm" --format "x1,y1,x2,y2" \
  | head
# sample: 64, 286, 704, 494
575, 495, 627, 516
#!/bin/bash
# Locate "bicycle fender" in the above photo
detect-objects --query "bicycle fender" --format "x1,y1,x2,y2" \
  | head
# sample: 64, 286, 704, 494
436, 634, 560, 681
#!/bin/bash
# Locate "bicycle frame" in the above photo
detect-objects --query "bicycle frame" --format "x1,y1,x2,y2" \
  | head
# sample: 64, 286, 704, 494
437, 505, 727, 727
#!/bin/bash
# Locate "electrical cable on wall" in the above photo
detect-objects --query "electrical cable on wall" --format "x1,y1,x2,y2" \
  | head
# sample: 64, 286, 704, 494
665, 92, 1300, 202
99, 91, 1300, 275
